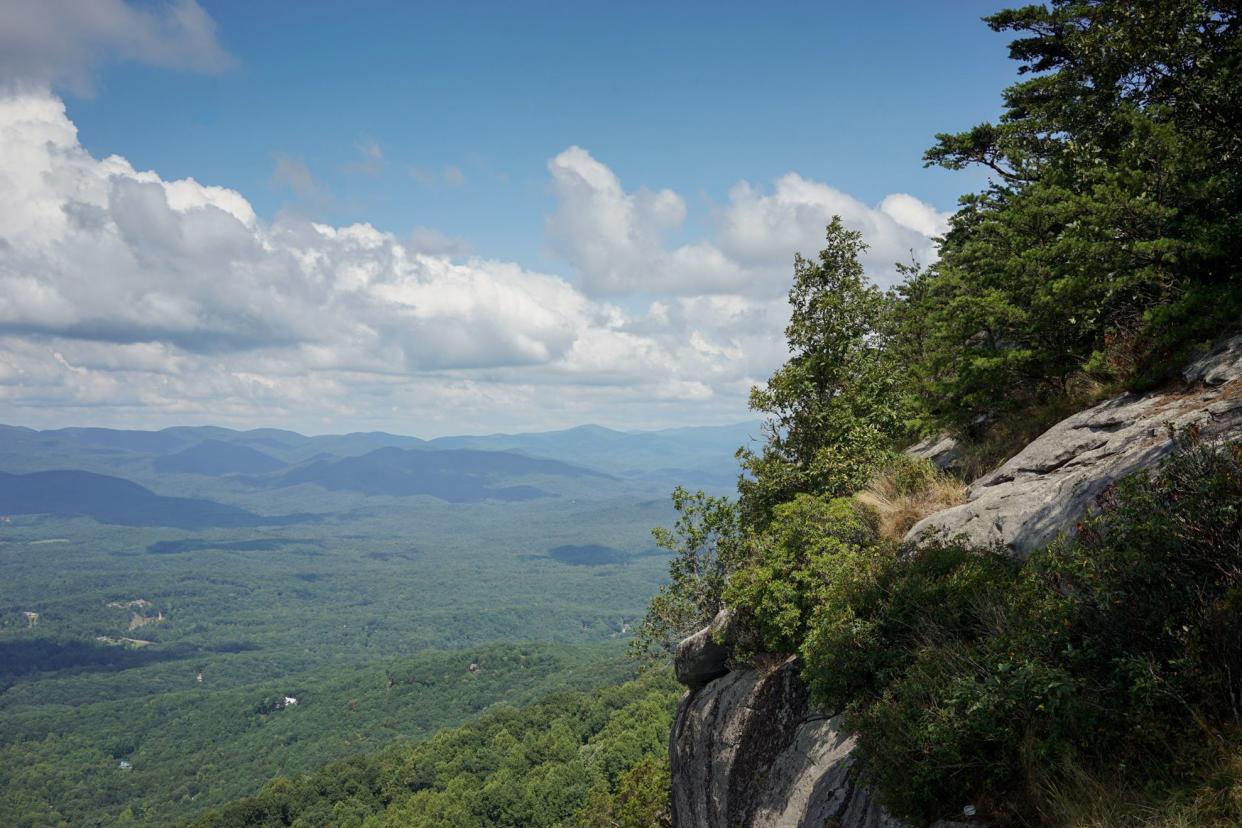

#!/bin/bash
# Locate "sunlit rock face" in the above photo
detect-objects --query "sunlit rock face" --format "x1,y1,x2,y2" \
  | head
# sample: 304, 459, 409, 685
669, 609, 905, 827
906, 334, 1242, 558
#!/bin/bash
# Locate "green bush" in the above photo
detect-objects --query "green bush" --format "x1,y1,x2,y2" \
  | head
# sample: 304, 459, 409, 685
819, 438, 1242, 823
881, 455, 940, 499
801, 542, 1019, 717
724, 494, 878, 655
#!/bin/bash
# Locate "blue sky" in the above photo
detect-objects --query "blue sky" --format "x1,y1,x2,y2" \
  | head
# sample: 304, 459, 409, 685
0, 1, 1018, 436
68, 1, 1012, 269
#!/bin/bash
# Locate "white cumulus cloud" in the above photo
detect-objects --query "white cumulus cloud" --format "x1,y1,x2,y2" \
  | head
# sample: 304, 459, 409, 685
0, 94, 950, 434
547, 146, 948, 296
0, 93, 771, 433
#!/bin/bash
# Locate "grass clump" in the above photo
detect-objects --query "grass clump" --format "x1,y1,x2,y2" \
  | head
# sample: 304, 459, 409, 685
855, 454, 966, 541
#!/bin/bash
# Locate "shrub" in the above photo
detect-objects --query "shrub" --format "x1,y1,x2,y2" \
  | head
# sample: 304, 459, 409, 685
794, 437, 1242, 823
801, 541, 1020, 717
724, 494, 878, 655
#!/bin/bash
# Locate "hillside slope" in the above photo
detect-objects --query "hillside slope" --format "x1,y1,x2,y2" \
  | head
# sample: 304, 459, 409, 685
154, 440, 289, 476
668, 335, 1242, 828
182, 669, 681, 828
0, 643, 637, 827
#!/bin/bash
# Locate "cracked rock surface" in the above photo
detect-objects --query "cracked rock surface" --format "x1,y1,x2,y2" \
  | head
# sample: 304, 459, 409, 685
906, 335, 1242, 559
670, 657, 902, 828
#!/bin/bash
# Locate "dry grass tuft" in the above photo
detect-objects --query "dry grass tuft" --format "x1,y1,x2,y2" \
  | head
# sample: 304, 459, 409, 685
856, 456, 966, 542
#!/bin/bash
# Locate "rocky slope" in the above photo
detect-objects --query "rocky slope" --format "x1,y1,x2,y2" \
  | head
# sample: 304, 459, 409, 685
669, 335, 1242, 827
907, 334, 1242, 558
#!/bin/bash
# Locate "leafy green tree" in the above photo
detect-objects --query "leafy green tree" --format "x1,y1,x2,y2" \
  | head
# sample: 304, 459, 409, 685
610, 755, 672, 828
573, 756, 671, 828
738, 217, 906, 526
724, 494, 878, 655
630, 488, 744, 661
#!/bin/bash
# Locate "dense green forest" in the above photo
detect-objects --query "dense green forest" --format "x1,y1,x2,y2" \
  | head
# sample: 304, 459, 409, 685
0, 424, 755, 825
2, 642, 639, 826
0, 496, 671, 826
186, 671, 680, 828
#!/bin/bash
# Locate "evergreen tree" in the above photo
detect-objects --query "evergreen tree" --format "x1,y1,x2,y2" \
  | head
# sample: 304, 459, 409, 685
909, 1, 1242, 428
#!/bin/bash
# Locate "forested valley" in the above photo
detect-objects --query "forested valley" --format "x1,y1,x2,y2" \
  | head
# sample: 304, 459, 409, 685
0, 423, 747, 825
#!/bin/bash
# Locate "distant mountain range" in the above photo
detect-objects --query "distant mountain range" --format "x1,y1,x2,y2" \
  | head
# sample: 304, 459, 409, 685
271, 446, 605, 501
1, 421, 757, 480
427, 422, 759, 485
0, 421, 757, 527
154, 439, 289, 476
0, 470, 313, 529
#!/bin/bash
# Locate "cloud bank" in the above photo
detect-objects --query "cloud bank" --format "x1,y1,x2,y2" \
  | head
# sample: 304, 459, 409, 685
0, 94, 946, 435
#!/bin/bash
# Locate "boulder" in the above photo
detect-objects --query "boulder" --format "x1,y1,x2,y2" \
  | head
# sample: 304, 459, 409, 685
670, 657, 903, 828
1185, 334, 1242, 385
905, 335, 1242, 558
674, 608, 736, 690
904, 433, 961, 471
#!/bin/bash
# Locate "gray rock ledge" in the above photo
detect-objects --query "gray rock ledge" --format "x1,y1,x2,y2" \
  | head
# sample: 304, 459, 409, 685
906, 335, 1242, 558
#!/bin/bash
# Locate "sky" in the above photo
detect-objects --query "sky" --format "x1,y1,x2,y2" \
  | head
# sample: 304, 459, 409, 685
0, 0, 1016, 437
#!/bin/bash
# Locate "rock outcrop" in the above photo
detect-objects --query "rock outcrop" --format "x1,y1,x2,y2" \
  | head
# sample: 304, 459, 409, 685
669, 336, 1242, 826
670, 656, 900, 828
906, 334, 1242, 558
904, 433, 960, 471
674, 609, 736, 690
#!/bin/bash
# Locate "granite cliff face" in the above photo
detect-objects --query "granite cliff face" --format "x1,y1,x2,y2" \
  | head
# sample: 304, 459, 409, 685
670, 618, 977, 828
669, 336, 1242, 827
670, 653, 900, 828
